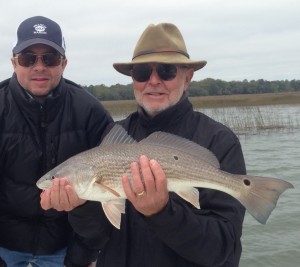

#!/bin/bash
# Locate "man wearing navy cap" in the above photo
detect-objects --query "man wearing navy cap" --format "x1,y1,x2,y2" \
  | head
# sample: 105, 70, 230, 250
0, 16, 113, 267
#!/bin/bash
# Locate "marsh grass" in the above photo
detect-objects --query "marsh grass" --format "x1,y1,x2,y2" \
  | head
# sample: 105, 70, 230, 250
198, 106, 300, 135
102, 92, 300, 135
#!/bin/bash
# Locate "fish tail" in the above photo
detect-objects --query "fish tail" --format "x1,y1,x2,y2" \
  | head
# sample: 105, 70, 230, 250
238, 175, 294, 224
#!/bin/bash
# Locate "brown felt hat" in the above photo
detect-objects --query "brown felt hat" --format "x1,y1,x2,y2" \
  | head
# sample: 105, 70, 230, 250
113, 23, 207, 76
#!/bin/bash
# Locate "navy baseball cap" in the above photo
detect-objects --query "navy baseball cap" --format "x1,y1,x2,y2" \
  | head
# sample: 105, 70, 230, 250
13, 16, 66, 55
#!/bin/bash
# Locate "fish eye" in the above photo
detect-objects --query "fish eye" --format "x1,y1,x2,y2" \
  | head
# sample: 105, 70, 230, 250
243, 179, 251, 186
51, 175, 56, 179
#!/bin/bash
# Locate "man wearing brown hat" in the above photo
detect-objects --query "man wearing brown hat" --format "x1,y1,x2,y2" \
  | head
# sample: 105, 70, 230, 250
44, 23, 246, 266
0, 16, 112, 266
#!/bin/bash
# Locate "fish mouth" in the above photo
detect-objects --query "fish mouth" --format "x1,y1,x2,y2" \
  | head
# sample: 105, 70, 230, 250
36, 179, 53, 189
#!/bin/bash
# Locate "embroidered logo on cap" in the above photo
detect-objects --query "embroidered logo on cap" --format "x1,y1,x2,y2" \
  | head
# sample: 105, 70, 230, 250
33, 24, 47, 34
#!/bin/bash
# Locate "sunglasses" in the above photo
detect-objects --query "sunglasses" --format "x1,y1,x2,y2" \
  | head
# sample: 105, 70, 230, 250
131, 64, 182, 82
15, 53, 62, 67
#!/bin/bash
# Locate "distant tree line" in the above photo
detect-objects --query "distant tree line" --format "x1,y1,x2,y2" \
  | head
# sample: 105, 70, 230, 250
83, 79, 300, 101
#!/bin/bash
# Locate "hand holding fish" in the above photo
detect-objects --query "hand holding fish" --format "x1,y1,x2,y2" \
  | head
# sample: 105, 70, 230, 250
122, 155, 169, 216
40, 178, 86, 211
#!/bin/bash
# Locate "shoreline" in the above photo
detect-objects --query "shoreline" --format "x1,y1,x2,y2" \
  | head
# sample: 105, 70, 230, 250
102, 92, 300, 115
188, 91, 300, 108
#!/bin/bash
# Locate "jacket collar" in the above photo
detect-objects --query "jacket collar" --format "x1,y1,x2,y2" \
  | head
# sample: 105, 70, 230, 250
9, 73, 66, 124
136, 92, 193, 131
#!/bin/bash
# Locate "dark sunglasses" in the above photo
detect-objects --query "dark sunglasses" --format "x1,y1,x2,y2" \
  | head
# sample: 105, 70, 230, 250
131, 64, 181, 82
15, 53, 62, 67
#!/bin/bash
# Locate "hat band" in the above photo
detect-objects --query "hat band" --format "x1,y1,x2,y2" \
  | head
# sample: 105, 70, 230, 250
132, 48, 190, 60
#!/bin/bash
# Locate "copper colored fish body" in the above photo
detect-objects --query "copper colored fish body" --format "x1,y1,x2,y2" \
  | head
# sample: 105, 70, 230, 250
37, 125, 294, 229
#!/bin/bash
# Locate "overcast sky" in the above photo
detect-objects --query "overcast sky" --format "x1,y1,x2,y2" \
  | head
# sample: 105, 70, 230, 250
1, 0, 299, 86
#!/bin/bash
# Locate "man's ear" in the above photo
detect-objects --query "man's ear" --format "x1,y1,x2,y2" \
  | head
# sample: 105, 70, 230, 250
61, 58, 68, 71
184, 68, 194, 91
11, 57, 17, 69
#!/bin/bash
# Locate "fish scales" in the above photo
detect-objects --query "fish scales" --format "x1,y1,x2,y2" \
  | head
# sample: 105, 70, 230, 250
99, 143, 235, 190
96, 143, 243, 199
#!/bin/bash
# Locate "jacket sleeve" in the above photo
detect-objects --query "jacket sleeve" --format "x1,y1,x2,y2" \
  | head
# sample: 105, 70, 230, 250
66, 201, 113, 266
144, 131, 246, 266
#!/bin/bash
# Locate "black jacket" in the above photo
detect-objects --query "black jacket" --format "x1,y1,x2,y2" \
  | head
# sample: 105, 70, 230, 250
0, 74, 113, 265
69, 95, 246, 267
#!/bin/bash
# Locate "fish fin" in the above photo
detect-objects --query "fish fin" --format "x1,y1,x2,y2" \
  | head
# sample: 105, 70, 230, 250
176, 187, 201, 209
102, 199, 126, 229
101, 124, 137, 145
237, 175, 294, 224
95, 181, 121, 197
141, 132, 220, 168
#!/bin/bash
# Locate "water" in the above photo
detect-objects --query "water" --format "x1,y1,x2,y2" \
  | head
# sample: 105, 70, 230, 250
239, 129, 300, 267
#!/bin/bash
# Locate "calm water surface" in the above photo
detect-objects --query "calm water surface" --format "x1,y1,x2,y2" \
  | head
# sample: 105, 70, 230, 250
239, 129, 300, 267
